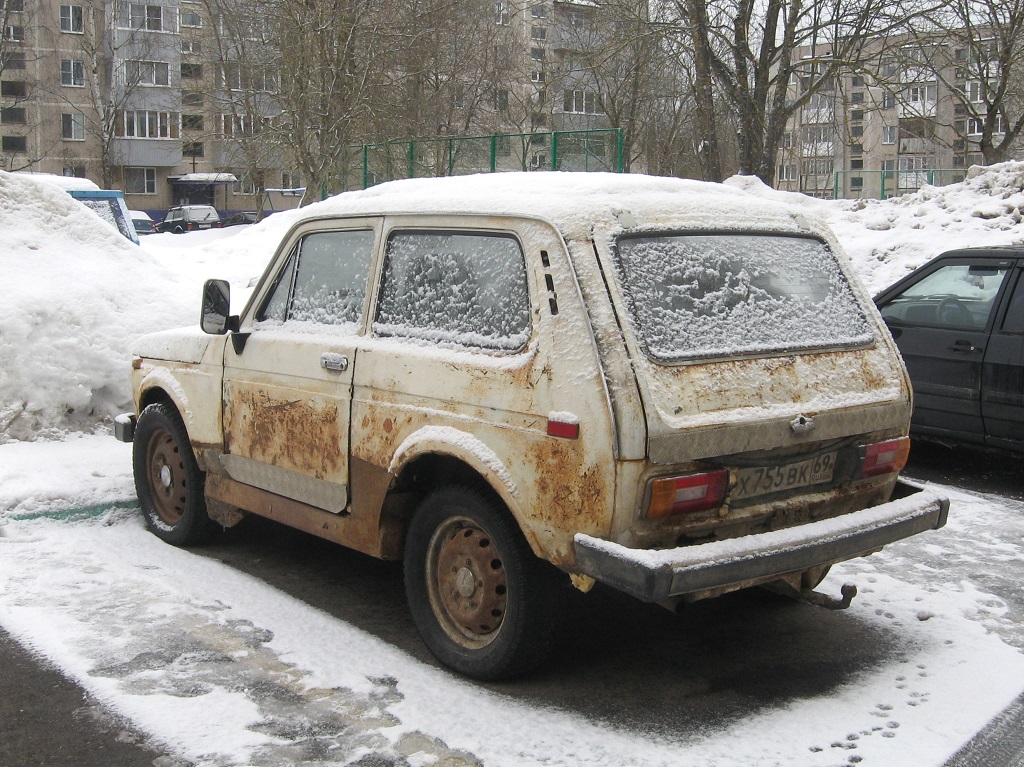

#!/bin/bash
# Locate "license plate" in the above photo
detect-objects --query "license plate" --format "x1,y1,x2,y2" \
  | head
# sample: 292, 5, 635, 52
732, 452, 836, 500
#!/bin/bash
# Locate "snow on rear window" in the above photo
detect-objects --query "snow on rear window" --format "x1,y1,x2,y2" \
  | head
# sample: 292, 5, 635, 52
614, 233, 873, 362
374, 231, 531, 352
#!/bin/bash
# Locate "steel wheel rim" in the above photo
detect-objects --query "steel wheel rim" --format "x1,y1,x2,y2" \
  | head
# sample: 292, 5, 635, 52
146, 427, 186, 526
425, 515, 508, 649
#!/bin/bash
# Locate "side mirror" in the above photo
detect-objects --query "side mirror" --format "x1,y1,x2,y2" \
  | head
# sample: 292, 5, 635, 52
200, 279, 238, 335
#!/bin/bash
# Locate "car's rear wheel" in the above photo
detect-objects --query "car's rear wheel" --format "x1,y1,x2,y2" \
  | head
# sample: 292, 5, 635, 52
132, 402, 215, 546
172, 225, 184, 234
404, 486, 561, 679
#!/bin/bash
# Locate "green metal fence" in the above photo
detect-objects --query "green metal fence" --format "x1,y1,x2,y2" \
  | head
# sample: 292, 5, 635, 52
833, 169, 968, 200
332, 129, 624, 192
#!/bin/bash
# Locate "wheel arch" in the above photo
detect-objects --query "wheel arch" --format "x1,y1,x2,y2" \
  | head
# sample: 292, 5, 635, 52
378, 427, 542, 561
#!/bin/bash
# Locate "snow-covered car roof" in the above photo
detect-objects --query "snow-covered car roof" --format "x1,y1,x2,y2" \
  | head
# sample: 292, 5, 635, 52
293, 172, 826, 241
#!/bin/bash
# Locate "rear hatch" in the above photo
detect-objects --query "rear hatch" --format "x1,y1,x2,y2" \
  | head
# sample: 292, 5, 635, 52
602, 229, 910, 466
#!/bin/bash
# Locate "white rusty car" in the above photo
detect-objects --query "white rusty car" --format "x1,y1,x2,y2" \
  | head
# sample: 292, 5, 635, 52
115, 173, 948, 679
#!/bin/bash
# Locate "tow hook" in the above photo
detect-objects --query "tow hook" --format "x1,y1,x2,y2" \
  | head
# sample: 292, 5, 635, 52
764, 580, 858, 610
800, 583, 858, 610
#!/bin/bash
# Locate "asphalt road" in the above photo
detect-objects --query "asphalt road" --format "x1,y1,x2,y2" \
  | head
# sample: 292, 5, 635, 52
1, 442, 1022, 767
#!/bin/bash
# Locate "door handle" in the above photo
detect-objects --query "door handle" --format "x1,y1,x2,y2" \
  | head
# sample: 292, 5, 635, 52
320, 352, 349, 372
948, 340, 982, 354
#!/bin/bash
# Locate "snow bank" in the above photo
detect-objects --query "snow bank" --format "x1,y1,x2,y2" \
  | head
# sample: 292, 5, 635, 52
3, 163, 1023, 442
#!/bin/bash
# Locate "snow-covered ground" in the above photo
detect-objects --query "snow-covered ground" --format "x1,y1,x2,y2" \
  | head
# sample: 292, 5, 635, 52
2, 166, 1024, 766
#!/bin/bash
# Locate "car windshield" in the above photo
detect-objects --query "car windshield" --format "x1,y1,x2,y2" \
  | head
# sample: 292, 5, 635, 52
614, 233, 873, 362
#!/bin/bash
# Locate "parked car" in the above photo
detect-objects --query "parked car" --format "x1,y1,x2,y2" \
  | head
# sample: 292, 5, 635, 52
129, 210, 156, 236
156, 204, 223, 233
224, 211, 261, 227
115, 173, 947, 679
874, 246, 1024, 453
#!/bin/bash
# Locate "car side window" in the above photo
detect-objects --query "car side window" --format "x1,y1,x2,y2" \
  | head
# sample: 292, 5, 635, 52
1000, 272, 1024, 333
374, 230, 531, 352
879, 263, 1009, 329
256, 229, 375, 327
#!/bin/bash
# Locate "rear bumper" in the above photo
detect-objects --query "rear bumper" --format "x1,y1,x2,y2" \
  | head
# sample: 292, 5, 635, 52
573, 480, 949, 603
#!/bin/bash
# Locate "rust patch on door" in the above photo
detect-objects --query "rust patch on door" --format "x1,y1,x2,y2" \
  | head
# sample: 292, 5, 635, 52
227, 388, 343, 480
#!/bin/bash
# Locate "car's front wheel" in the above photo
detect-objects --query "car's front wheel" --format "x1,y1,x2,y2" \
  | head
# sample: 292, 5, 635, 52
132, 402, 215, 546
404, 486, 562, 679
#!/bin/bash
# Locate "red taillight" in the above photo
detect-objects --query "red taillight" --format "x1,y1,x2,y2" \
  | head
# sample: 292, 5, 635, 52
858, 437, 911, 479
646, 470, 729, 519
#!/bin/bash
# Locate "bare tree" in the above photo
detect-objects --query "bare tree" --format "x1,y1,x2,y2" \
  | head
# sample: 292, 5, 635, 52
916, 0, 1024, 164
661, 0, 942, 183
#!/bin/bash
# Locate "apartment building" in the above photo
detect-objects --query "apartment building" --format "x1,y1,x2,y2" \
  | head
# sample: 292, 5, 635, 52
0, 0, 294, 213
775, 36, 1023, 199
0, 0, 617, 213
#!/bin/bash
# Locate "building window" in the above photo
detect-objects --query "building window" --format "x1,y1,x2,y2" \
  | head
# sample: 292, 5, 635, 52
2, 51, 26, 70
850, 125, 863, 138
2, 135, 27, 152
125, 167, 156, 194
63, 165, 86, 177
851, 158, 864, 170
531, 47, 545, 61
281, 171, 302, 189
965, 81, 985, 104
61, 112, 85, 140
182, 140, 204, 156
4, 25, 25, 41
126, 60, 170, 86
492, 89, 509, 112
5, 0, 24, 11
882, 125, 897, 144
882, 91, 895, 109
782, 131, 793, 149
180, 10, 202, 27
183, 91, 204, 106
1, 79, 27, 97
850, 143, 863, 154
850, 91, 864, 104
495, 0, 510, 24
850, 109, 864, 122
128, 4, 167, 31
882, 159, 896, 178
181, 39, 201, 55
851, 76, 864, 87
563, 89, 602, 114
1, 106, 26, 124
803, 125, 833, 144
531, 25, 546, 40
219, 63, 278, 93
119, 110, 178, 139
531, 70, 544, 83
60, 58, 85, 87
60, 4, 84, 33
182, 113, 203, 130
180, 62, 202, 79
531, 4, 547, 17
777, 163, 797, 181
850, 177, 863, 189
233, 172, 261, 195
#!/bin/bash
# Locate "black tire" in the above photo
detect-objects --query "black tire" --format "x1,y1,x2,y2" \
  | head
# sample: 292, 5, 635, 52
172, 225, 184, 234
132, 402, 215, 546
404, 486, 562, 680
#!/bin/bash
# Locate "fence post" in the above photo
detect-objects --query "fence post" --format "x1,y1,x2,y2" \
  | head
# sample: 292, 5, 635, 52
834, 171, 840, 200
551, 131, 559, 170
617, 128, 624, 172
490, 135, 497, 173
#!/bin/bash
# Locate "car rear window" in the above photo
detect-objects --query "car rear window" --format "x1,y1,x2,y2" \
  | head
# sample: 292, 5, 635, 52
614, 233, 873, 362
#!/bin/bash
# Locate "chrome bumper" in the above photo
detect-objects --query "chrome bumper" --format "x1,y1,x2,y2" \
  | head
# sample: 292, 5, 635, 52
574, 480, 949, 603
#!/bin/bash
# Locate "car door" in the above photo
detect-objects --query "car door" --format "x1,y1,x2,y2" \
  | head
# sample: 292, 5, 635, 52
877, 257, 1013, 444
983, 264, 1024, 449
220, 219, 380, 512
